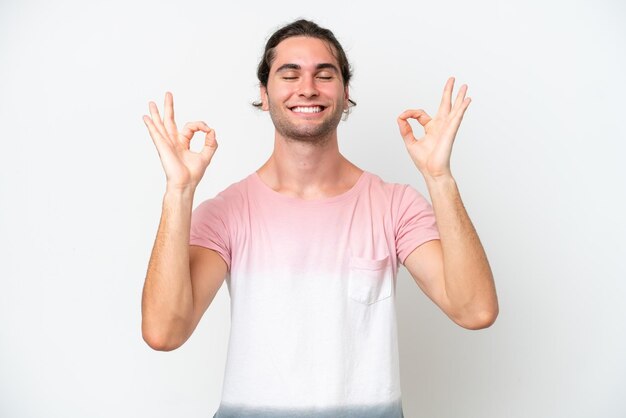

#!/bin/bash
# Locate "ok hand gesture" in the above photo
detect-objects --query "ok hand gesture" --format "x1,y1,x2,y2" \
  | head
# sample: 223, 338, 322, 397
143, 92, 218, 191
397, 77, 471, 180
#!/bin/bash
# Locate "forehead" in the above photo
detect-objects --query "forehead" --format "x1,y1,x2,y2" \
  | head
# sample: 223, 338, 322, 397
270, 36, 339, 71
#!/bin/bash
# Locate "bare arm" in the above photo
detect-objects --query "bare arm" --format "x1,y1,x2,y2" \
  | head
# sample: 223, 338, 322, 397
141, 92, 225, 351
397, 77, 498, 329
403, 177, 497, 329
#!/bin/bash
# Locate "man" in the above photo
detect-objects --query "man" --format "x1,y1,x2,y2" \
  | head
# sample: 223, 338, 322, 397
141, 19, 498, 418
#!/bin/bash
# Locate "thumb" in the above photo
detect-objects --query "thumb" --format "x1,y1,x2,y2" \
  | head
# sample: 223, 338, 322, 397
201, 129, 218, 162
396, 117, 415, 146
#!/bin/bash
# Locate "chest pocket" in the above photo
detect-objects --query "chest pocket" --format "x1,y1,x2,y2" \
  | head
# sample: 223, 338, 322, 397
348, 255, 392, 305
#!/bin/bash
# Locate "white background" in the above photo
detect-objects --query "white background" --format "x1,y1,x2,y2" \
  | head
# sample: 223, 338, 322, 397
1, 0, 625, 417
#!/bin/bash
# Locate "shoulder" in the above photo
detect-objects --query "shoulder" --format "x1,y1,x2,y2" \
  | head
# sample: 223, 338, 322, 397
193, 174, 253, 215
364, 171, 427, 205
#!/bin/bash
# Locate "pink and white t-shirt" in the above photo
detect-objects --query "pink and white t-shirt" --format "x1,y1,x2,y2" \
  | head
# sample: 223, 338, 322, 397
190, 171, 439, 418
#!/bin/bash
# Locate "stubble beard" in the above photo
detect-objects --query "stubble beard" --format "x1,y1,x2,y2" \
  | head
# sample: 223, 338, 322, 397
268, 99, 344, 147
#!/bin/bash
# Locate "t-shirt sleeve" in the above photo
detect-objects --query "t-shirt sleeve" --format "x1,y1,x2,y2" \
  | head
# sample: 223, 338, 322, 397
189, 196, 232, 271
394, 185, 440, 264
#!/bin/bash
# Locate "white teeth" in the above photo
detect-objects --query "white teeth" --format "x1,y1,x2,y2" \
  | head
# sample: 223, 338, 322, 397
291, 106, 322, 113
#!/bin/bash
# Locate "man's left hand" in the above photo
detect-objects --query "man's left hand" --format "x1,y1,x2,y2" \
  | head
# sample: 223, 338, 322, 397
397, 77, 471, 180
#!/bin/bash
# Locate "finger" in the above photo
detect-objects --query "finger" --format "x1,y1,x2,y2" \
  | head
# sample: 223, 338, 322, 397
398, 109, 432, 127
451, 96, 472, 123
163, 92, 178, 138
181, 121, 212, 145
451, 84, 468, 112
148, 101, 170, 143
443, 97, 471, 145
200, 129, 218, 162
143, 115, 169, 156
437, 77, 455, 115
143, 115, 162, 142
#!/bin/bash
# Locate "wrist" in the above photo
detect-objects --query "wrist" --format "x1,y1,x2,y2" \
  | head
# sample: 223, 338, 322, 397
423, 173, 459, 200
164, 183, 196, 200
424, 172, 456, 187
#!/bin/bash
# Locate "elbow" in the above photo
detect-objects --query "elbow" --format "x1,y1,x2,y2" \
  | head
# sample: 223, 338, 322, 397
457, 306, 499, 330
142, 322, 186, 352
451, 300, 499, 330
143, 333, 180, 352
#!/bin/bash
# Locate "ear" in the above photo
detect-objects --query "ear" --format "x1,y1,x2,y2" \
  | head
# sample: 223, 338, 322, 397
260, 85, 269, 111
343, 86, 350, 110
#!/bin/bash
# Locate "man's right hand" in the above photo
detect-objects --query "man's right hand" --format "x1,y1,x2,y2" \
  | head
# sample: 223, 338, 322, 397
143, 92, 218, 190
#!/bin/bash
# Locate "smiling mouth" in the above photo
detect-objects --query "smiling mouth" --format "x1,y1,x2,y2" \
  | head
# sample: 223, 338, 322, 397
290, 105, 325, 114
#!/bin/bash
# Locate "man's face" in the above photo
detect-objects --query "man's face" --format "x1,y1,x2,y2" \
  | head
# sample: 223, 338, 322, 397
261, 36, 349, 144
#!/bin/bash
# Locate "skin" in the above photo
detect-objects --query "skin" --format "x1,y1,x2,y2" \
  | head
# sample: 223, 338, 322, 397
397, 78, 498, 329
256, 36, 361, 198
261, 37, 348, 145
140, 36, 498, 351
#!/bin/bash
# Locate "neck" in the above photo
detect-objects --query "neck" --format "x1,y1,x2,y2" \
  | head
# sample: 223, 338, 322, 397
256, 131, 362, 199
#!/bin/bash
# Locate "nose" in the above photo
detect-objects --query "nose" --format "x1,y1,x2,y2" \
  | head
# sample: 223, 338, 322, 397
298, 74, 319, 98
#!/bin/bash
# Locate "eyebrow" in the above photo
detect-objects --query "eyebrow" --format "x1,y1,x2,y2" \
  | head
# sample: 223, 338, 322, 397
275, 63, 340, 73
